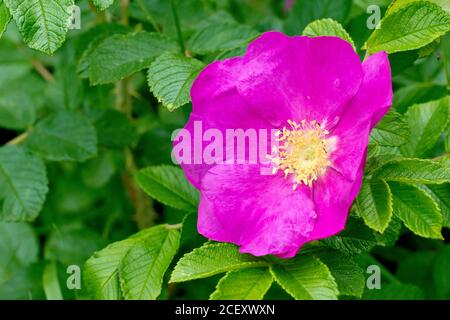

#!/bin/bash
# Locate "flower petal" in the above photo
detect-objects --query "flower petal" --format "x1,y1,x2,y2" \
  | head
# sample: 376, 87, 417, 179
199, 164, 317, 257
175, 58, 272, 188
309, 164, 365, 240
236, 32, 364, 127
330, 51, 392, 181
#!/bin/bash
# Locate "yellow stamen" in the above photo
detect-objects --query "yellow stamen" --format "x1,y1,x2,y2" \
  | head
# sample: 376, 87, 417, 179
268, 119, 331, 189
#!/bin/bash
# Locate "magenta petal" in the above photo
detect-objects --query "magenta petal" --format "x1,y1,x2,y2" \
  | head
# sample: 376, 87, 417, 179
309, 165, 364, 240
236, 32, 364, 127
330, 51, 392, 181
175, 58, 272, 188
198, 164, 317, 257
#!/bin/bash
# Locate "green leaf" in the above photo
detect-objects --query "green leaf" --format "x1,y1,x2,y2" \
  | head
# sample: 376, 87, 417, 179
0, 146, 48, 222
0, 0, 11, 38
77, 24, 130, 78
27, 111, 98, 162
44, 225, 105, 266
323, 218, 380, 255
136, 165, 199, 212
0, 263, 45, 300
120, 225, 180, 300
84, 225, 180, 300
170, 243, 268, 283
387, 0, 450, 15
3, 0, 74, 54
400, 97, 450, 157
148, 53, 204, 111
370, 111, 411, 147
85, 32, 178, 84
270, 255, 338, 300
365, 2, 450, 54
363, 283, 425, 299
420, 183, 450, 228
373, 158, 450, 184
0, 222, 39, 283
390, 182, 443, 239
93, 109, 137, 148
355, 179, 393, 233
0, 75, 45, 130
310, 248, 365, 298
302, 18, 355, 50
84, 238, 136, 300
91, 0, 113, 11
188, 22, 258, 55
42, 261, 63, 300
433, 246, 450, 299
284, 0, 352, 35
210, 268, 272, 300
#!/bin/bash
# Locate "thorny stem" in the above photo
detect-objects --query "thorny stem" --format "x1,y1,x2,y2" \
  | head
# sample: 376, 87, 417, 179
170, 0, 186, 55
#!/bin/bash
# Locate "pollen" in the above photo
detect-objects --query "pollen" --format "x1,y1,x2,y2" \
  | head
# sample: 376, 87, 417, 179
268, 119, 332, 190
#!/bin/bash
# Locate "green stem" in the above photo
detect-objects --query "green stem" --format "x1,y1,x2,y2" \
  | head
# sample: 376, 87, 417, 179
6, 131, 29, 145
120, 0, 129, 25
170, 0, 185, 54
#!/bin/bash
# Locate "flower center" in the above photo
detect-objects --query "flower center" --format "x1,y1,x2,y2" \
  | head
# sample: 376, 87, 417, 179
269, 120, 331, 190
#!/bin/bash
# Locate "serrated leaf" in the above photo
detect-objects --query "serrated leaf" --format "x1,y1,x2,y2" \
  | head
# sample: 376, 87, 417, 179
136, 165, 199, 212
284, 0, 352, 35
323, 218, 380, 255
86, 32, 178, 84
188, 22, 258, 55
120, 225, 180, 300
0, 0, 11, 38
210, 268, 272, 300
400, 97, 450, 157
387, 0, 450, 15
302, 18, 355, 50
309, 248, 365, 298
170, 243, 268, 283
27, 111, 98, 162
77, 24, 130, 78
365, 2, 450, 54
0, 146, 48, 222
0, 222, 39, 283
91, 0, 113, 11
390, 181, 443, 239
356, 179, 393, 233
84, 225, 180, 300
270, 255, 338, 300
433, 246, 450, 299
370, 111, 411, 147
147, 53, 204, 111
4, 0, 74, 54
84, 238, 135, 300
420, 183, 450, 228
373, 158, 450, 184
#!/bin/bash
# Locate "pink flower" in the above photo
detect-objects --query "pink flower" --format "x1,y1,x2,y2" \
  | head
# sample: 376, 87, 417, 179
174, 32, 392, 258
